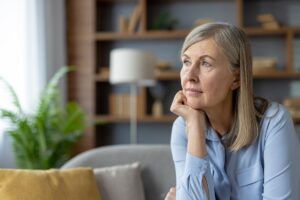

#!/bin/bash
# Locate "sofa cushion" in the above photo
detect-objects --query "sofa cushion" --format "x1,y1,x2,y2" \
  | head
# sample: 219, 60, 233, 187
93, 162, 145, 200
61, 145, 176, 200
0, 168, 101, 200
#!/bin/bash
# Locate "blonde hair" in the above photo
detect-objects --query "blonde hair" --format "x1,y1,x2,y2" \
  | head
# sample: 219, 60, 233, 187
181, 22, 268, 150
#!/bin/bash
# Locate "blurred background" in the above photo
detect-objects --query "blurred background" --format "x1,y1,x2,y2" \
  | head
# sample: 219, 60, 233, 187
1, 0, 300, 168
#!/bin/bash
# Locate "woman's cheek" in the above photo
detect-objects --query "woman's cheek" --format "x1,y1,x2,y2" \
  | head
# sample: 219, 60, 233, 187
186, 96, 201, 109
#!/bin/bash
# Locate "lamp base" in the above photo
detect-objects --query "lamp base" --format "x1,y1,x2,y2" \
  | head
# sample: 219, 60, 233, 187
130, 84, 138, 144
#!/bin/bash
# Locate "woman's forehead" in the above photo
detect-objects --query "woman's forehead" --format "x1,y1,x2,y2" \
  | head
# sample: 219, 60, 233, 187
183, 39, 226, 60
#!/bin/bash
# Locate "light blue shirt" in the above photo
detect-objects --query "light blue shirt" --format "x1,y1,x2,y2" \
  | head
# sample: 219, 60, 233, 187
171, 102, 300, 200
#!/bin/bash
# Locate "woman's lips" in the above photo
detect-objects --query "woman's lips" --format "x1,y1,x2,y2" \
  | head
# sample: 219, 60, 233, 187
185, 88, 202, 97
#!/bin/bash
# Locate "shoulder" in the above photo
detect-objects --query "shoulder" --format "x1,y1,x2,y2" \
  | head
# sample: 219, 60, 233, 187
263, 102, 292, 127
261, 101, 296, 144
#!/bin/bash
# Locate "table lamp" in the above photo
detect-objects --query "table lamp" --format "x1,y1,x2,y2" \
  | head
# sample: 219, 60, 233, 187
109, 48, 156, 144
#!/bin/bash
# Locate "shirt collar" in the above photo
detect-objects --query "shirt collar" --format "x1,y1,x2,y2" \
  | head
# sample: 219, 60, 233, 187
206, 127, 231, 145
206, 128, 221, 142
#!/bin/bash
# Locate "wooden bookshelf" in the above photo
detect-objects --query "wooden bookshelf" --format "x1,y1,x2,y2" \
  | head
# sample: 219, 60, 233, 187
253, 70, 300, 79
94, 30, 189, 41
95, 69, 300, 82
95, 69, 181, 81
245, 27, 288, 36
245, 27, 300, 36
95, 114, 176, 123
68, 0, 300, 151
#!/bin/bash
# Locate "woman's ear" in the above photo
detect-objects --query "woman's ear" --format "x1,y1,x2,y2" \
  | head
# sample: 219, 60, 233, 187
231, 70, 240, 90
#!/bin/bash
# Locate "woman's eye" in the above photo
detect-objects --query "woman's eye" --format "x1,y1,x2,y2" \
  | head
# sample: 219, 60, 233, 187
182, 59, 191, 66
201, 60, 212, 67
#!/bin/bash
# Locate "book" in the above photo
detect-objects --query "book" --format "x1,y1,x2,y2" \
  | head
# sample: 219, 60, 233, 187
128, 4, 142, 33
256, 13, 275, 23
262, 21, 280, 30
118, 16, 129, 33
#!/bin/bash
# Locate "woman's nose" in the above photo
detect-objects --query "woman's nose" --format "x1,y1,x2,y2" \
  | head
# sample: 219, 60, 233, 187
186, 65, 199, 82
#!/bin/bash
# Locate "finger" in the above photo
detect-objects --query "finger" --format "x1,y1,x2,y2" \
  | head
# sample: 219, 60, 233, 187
164, 192, 175, 200
170, 187, 176, 193
170, 91, 186, 111
171, 90, 185, 105
164, 187, 176, 200
170, 91, 190, 117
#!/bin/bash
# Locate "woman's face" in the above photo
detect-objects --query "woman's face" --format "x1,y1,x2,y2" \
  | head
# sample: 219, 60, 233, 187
180, 38, 239, 111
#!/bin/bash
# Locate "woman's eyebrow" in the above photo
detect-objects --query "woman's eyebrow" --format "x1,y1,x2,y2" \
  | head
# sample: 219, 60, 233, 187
199, 55, 216, 61
182, 53, 216, 61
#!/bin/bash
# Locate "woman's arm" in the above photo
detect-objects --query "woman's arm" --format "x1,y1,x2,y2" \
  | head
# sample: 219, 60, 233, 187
262, 105, 300, 199
171, 117, 215, 200
170, 91, 215, 200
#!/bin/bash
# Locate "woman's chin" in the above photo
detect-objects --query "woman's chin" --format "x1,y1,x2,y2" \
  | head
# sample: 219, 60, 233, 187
186, 100, 204, 110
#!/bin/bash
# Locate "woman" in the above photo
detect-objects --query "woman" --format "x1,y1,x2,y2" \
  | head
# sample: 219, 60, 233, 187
165, 22, 300, 200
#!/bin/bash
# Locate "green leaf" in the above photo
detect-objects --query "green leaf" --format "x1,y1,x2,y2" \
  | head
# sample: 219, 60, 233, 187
0, 77, 23, 114
62, 102, 85, 134
0, 67, 87, 169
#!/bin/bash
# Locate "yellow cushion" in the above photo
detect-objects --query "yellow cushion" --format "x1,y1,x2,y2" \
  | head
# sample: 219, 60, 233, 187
0, 168, 101, 200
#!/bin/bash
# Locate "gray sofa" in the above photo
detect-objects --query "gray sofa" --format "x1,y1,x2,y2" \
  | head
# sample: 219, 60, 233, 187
62, 144, 176, 200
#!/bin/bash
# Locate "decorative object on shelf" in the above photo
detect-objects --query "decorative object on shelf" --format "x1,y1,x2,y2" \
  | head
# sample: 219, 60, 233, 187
252, 57, 277, 71
128, 4, 143, 33
0, 67, 86, 169
149, 82, 166, 117
156, 60, 172, 71
194, 18, 214, 27
110, 48, 156, 144
152, 11, 178, 30
283, 98, 300, 120
256, 13, 280, 29
118, 16, 129, 33
118, 3, 143, 33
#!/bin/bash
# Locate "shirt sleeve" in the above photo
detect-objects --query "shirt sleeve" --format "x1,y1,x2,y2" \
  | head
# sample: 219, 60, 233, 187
171, 117, 215, 200
262, 104, 300, 199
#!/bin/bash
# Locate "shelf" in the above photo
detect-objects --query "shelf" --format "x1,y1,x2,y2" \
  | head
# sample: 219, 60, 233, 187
94, 30, 189, 41
97, 0, 135, 3
245, 27, 300, 36
253, 69, 300, 79
95, 114, 176, 123
95, 69, 181, 81
95, 68, 300, 82
94, 27, 300, 41
155, 70, 180, 80
245, 27, 288, 36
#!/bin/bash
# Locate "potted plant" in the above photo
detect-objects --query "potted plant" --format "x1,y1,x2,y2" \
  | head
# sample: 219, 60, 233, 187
0, 67, 86, 169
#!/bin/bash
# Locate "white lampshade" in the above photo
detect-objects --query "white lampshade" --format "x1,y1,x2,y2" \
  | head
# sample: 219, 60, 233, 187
109, 48, 156, 86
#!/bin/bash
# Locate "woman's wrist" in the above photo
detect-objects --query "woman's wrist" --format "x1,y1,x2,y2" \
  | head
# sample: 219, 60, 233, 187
187, 118, 207, 158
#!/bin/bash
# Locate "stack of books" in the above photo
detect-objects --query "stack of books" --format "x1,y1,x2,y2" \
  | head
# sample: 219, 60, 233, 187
256, 13, 280, 30
118, 4, 143, 33
252, 57, 277, 71
109, 92, 145, 118
283, 98, 300, 119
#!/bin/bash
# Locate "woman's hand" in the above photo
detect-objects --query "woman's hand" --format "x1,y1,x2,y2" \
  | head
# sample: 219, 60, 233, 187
171, 90, 196, 121
170, 90, 208, 158
170, 90, 206, 128
164, 187, 176, 200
